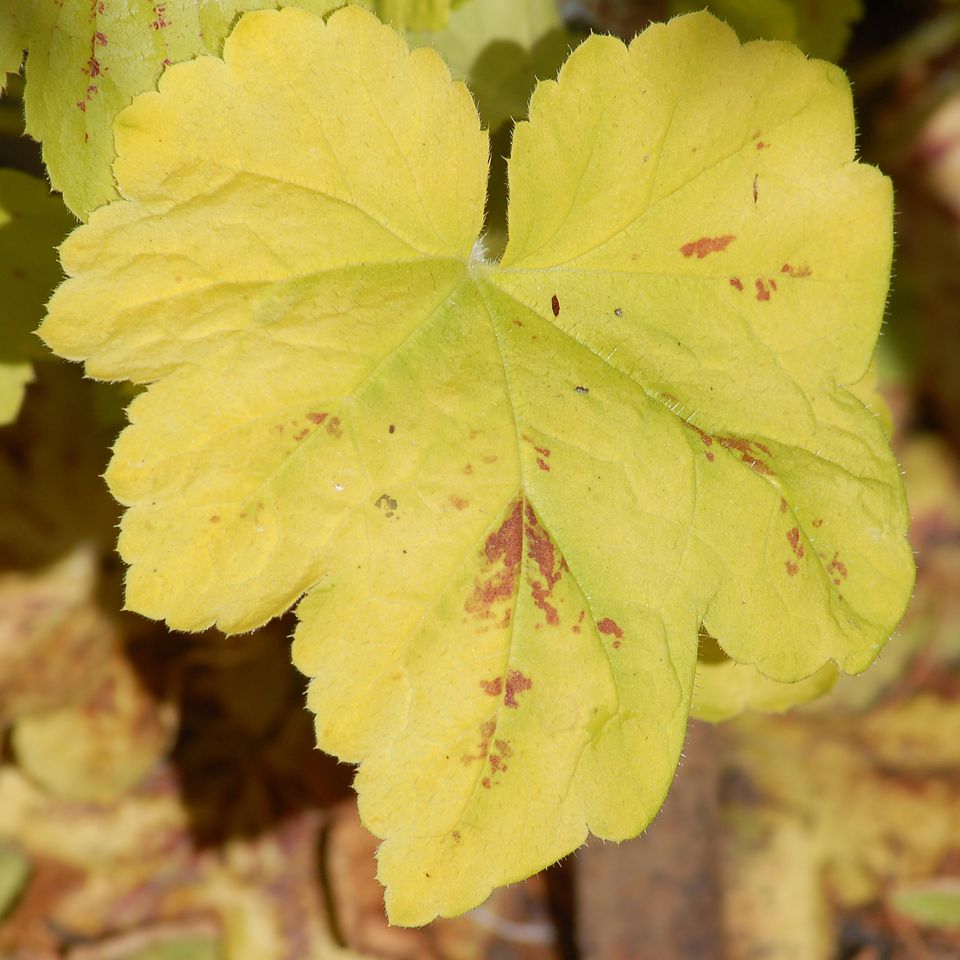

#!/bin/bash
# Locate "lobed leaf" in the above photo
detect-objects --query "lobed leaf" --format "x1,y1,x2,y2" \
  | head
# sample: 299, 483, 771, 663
41, 6, 913, 922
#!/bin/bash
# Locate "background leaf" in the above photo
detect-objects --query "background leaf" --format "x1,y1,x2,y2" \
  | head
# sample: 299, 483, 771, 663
0, 170, 73, 424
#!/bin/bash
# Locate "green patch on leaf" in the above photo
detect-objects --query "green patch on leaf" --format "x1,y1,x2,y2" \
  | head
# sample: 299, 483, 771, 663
40, 7, 914, 924
0, 170, 74, 425
889, 880, 960, 930
669, 0, 864, 60
408, 0, 578, 130
0, 841, 29, 920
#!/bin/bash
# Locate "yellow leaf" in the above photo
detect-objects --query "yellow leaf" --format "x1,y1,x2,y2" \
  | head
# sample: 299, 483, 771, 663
40, 8, 913, 923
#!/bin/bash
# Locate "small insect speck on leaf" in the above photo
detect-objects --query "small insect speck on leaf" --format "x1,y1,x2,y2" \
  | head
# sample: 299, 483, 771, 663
752, 174, 758, 204
551, 294, 560, 317
575, 385, 589, 395
375, 493, 398, 518
614, 307, 623, 317
388, 424, 395, 434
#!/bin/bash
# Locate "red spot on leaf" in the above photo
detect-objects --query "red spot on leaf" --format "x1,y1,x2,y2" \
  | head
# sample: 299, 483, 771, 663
786, 560, 799, 576
780, 498, 788, 514
680, 235, 736, 259
293, 428, 309, 441
306, 412, 327, 424
536, 458, 550, 472
95, 31, 108, 45
705, 451, 715, 461
597, 618, 624, 640
87, 57, 100, 77
573, 610, 585, 634
781, 263, 813, 278
551, 294, 560, 317
481, 777, 492, 789
489, 754, 506, 774
729, 276, 744, 291
756, 141, 768, 150
479, 677, 502, 697
504, 670, 532, 708
755, 279, 772, 301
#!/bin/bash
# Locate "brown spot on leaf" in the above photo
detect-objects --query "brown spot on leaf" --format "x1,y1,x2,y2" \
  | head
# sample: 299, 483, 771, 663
388, 424, 396, 434
479, 677, 503, 697
551, 294, 560, 316
786, 527, 805, 559
326, 416, 342, 438
597, 617, 624, 640
756, 140, 768, 150
573, 610, 585, 634
465, 501, 522, 621
525, 505, 564, 625
464, 463, 474, 475
209, 515, 220, 524
827, 551, 848, 584
752, 174, 759, 203
293, 428, 309, 441
536, 458, 550, 472
781, 263, 812, 278
786, 560, 799, 576
150, 3, 169, 29
494, 739, 512, 757
503, 669, 532, 708
462, 718, 497, 765
780, 498, 788, 514
680, 235, 735, 259
812, 518, 824, 528
374, 494, 398, 518
482, 777, 492, 789
705, 451, 715, 461
717, 435, 773, 476
306, 412, 327, 424
482, 455, 498, 464
449, 495, 469, 511
729, 276, 744, 291
755, 279, 772, 301
452, 831, 461, 841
